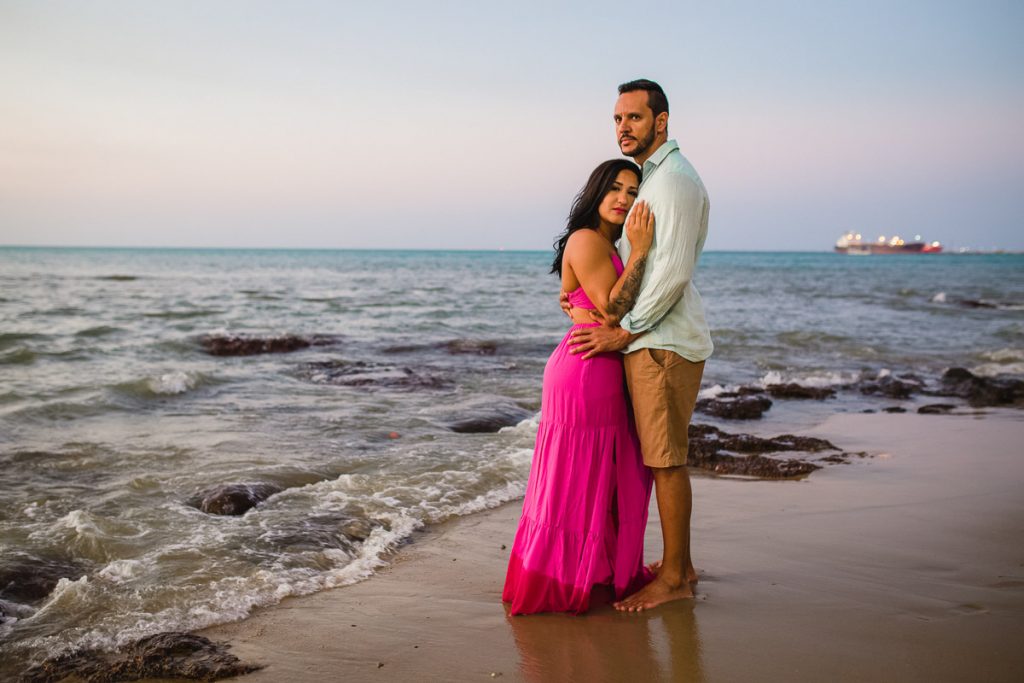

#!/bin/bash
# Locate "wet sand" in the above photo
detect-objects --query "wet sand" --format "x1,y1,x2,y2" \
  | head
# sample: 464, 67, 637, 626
199, 411, 1024, 682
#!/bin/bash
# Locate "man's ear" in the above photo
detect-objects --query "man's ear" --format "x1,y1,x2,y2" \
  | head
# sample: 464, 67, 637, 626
656, 112, 669, 134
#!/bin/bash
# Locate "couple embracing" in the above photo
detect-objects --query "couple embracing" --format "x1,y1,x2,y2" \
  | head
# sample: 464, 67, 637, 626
502, 79, 713, 614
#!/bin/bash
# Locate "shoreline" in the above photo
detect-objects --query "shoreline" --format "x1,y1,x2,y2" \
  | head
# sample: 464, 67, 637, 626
194, 410, 1024, 682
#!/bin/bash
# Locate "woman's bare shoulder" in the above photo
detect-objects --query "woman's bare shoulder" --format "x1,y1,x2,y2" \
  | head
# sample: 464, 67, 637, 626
564, 228, 604, 255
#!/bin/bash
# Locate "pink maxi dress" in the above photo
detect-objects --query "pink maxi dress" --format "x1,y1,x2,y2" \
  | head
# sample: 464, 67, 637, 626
503, 252, 653, 615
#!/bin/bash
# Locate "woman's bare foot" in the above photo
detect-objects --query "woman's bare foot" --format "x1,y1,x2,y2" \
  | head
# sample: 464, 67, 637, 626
614, 576, 694, 611
646, 560, 699, 585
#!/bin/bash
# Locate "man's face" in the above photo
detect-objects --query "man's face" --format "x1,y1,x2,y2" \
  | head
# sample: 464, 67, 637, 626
614, 91, 657, 159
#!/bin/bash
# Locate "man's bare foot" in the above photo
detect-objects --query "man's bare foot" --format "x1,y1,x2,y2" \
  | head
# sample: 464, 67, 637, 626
646, 560, 699, 585
614, 576, 694, 611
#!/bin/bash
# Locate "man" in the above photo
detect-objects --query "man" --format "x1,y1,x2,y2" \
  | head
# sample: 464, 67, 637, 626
569, 79, 713, 611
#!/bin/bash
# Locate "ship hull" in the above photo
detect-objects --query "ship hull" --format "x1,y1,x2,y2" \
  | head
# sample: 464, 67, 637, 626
835, 243, 940, 254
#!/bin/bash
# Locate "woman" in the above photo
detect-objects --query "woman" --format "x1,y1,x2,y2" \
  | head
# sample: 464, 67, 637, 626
503, 159, 655, 615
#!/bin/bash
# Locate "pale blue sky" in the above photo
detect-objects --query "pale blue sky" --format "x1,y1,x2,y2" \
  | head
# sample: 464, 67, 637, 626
1, 1, 1022, 250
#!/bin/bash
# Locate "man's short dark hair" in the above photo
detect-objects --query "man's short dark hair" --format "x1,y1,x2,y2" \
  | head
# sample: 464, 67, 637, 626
618, 79, 669, 118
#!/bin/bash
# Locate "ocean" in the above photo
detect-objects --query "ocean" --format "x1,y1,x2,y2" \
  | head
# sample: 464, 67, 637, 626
1, 247, 1022, 672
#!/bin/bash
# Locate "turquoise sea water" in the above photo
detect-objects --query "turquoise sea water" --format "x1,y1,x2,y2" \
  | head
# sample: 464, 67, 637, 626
1, 247, 1022, 671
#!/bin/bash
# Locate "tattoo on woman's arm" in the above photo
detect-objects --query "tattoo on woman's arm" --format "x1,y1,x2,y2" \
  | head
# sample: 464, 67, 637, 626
606, 254, 648, 320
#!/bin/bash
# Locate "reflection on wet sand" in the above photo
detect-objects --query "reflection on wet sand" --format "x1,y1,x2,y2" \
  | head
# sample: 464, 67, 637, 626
508, 599, 704, 683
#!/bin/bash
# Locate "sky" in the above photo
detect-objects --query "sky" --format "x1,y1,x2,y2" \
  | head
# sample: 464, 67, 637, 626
1, 0, 1022, 251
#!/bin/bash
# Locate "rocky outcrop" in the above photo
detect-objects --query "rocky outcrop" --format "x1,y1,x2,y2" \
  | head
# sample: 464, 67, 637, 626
445, 339, 499, 356
695, 394, 773, 419
765, 383, 836, 400
299, 360, 452, 390
0, 554, 86, 603
22, 632, 261, 683
259, 513, 381, 554
957, 299, 997, 309
931, 367, 1024, 407
200, 334, 334, 356
723, 367, 1023, 411
858, 374, 921, 399
188, 483, 282, 516
445, 400, 534, 433
687, 424, 847, 479
918, 403, 956, 414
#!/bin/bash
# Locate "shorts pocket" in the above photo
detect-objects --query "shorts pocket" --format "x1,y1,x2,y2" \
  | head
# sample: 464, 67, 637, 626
647, 348, 680, 369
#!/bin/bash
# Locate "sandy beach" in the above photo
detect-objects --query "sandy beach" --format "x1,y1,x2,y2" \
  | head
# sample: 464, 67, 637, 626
196, 410, 1024, 682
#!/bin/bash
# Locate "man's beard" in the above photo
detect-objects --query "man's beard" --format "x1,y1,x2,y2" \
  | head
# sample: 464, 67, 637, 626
621, 127, 656, 158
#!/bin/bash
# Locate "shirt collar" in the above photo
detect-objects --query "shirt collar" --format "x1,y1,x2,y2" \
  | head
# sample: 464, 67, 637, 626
643, 139, 679, 174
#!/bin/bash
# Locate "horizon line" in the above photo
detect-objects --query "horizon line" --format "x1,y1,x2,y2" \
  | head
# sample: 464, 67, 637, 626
0, 244, 852, 254
2, 244, 1021, 254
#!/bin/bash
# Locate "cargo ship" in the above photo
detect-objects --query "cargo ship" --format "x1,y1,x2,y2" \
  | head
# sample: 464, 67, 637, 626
835, 232, 943, 255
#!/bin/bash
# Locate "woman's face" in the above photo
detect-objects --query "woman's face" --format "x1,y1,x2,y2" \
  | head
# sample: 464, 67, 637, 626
597, 169, 640, 228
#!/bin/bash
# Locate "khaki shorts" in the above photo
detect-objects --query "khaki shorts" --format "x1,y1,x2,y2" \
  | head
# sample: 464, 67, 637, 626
623, 348, 705, 468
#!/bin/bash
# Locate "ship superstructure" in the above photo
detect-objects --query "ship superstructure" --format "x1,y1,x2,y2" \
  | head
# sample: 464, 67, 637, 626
835, 232, 942, 254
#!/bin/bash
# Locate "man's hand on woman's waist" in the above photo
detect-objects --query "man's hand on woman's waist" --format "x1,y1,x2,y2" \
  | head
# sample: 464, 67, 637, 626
568, 324, 639, 360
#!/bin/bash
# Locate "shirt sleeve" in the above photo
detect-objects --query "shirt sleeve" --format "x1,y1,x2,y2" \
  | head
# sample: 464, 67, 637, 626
619, 171, 706, 334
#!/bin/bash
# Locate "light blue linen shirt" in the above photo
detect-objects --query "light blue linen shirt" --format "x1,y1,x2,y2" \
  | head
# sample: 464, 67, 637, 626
618, 139, 714, 362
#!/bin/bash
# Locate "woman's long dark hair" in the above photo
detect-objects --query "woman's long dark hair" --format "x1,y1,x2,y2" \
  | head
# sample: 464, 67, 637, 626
551, 159, 641, 276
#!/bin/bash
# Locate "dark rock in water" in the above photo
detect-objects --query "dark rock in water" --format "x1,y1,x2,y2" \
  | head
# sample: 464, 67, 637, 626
259, 513, 381, 553
299, 359, 452, 390
881, 406, 907, 413
189, 483, 283, 516
859, 374, 920, 399
686, 423, 845, 479
201, 334, 334, 356
765, 383, 836, 400
695, 395, 773, 420
862, 409, 876, 413
0, 597, 33, 621
0, 554, 86, 603
943, 367, 979, 384
22, 632, 261, 683
445, 339, 499, 355
932, 367, 1024, 407
918, 403, 956, 414
447, 401, 533, 433
957, 299, 997, 309
339, 518, 378, 542
381, 343, 423, 354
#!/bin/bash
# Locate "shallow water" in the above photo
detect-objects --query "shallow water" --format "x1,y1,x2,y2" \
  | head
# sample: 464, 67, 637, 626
0, 247, 1021, 672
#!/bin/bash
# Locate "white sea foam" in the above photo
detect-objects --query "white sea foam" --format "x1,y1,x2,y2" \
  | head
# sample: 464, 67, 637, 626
971, 348, 1024, 377
979, 348, 1024, 363
31, 576, 91, 621
147, 371, 200, 395
22, 501, 42, 519
931, 292, 947, 303
56, 509, 99, 536
970, 362, 1024, 377
25, 510, 101, 545
498, 412, 540, 435
759, 370, 856, 388
12, 435, 536, 666
0, 599, 34, 636
19, 508, 433, 660
698, 384, 738, 399
97, 559, 145, 584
